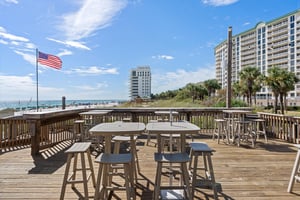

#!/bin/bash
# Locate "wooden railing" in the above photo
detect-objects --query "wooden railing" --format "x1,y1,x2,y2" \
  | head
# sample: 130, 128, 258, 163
2, 107, 300, 155
23, 109, 84, 155
258, 112, 300, 144
0, 117, 31, 151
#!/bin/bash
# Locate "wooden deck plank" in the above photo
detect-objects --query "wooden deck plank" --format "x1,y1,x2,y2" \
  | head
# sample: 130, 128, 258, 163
1, 135, 300, 199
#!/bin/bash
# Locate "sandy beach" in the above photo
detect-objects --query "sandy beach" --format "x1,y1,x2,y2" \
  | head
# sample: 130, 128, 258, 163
0, 109, 15, 118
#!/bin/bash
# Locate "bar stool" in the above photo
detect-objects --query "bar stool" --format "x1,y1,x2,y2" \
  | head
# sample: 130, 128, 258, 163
112, 135, 140, 182
234, 120, 255, 147
94, 153, 135, 200
189, 142, 218, 200
161, 134, 181, 152
213, 119, 228, 144
250, 118, 268, 143
73, 119, 85, 142
153, 152, 191, 200
146, 120, 158, 146
60, 142, 96, 200
288, 144, 300, 193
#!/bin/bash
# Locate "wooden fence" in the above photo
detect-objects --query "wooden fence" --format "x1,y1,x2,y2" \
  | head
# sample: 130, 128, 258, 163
0, 117, 31, 151
1, 108, 299, 155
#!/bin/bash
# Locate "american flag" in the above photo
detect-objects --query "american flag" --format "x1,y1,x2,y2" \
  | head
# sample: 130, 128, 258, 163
38, 51, 62, 69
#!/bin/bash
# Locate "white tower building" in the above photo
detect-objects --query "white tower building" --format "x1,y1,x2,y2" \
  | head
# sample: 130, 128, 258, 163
129, 66, 151, 100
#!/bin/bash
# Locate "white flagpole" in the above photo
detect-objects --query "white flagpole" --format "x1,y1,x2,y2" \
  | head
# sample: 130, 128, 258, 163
36, 49, 39, 112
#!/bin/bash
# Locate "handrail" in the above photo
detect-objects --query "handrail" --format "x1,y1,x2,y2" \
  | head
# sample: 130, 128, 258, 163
4, 107, 299, 155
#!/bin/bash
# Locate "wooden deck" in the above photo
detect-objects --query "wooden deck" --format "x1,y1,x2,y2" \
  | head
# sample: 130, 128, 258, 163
1, 134, 300, 200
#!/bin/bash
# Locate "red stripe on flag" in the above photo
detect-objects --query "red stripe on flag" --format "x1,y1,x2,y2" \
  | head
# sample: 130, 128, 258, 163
38, 51, 62, 69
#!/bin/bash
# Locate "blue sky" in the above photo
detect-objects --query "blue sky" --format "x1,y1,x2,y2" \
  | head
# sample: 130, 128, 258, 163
0, 0, 299, 101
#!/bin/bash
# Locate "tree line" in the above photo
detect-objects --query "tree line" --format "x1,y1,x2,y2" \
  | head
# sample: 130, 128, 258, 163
233, 66, 299, 114
152, 66, 299, 115
151, 79, 221, 102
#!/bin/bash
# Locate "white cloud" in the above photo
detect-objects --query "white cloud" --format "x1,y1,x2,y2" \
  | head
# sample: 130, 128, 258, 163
74, 82, 108, 91
152, 55, 174, 60
0, 26, 38, 66
0, 75, 35, 101
65, 66, 119, 75
5, 0, 18, 4
0, 0, 18, 5
0, 73, 119, 101
0, 39, 8, 44
0, 75, 63, 101
14, 50, 36, 65
202, 0, 238, 6
64, 40, 90, 50
152, 65, 215, 94
0, 28, 29, 42
57, 49, 73, 57
47, 38, 91, 50
0, 73, 108, 101
58, 0, 127, 41
25, 43, 36, 49
243, 22, 250, 26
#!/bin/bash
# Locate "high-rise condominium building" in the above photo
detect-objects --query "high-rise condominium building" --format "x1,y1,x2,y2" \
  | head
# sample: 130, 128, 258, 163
129, 66, 151, 100
215, 10, 300, 106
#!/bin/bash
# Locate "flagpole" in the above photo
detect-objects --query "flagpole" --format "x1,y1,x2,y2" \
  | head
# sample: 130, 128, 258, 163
36, 49, 39, 112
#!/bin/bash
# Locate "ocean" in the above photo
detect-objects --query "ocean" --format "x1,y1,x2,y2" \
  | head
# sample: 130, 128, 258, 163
0, 99, 124, 111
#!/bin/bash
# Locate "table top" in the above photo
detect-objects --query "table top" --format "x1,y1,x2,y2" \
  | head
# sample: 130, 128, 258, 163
89, 121, 146, 136
146, 121, 200, 134
79, 110, 112, 115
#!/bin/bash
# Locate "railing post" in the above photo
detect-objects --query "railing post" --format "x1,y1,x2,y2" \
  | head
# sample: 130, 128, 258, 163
131, 112, 138, 122
29, 120, 41, 155
186, 112, 191, 122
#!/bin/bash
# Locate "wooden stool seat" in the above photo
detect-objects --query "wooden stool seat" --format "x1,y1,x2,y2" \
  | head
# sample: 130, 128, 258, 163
94, 153, 135, 200
189, 142, 218, 200
153, 152, 191, 200
60, 142, 96, 200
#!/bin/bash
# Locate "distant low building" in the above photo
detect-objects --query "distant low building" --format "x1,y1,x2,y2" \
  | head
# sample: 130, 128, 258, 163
129, 66, 151, 100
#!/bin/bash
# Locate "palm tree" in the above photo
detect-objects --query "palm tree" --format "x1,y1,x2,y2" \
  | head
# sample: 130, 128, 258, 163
204, 79, 221, 97
234, 80, 249, 102
265, 67, 281, 113
185, 83, 197, 102
265, 66, 299, 114
195, 84, 208, 100
277, 70, 299, 114
239, 66, 263, 106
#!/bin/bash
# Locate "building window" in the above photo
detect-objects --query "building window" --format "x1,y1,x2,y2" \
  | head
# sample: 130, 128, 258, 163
290, 15, 295, 22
